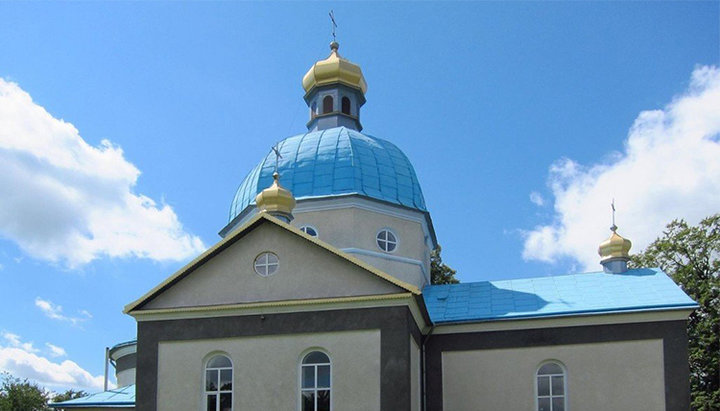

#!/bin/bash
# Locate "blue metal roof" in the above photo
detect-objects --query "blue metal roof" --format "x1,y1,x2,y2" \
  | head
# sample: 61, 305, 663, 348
422, 268, 697, 324
50, 385, 135, 408
229, 127, 427, 222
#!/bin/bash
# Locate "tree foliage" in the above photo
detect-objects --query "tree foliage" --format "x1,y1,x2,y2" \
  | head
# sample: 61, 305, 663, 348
431, 245, 459, 285
0, 372, 50, 411
51, 389, 87, 403
630, 214, 719, 410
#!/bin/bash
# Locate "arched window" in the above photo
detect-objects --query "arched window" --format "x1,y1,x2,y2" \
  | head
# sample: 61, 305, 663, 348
301, 351, 331, 411
376, 229, 398, 253
311, 102, 317, 118
341, 97, 351, 115
205, 355, 232, 411
300, 226, 318, 238
322, 96, 333, 114
536, 362, 565, 411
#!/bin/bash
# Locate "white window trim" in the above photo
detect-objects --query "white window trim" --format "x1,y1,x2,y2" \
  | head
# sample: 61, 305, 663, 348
204, 354, 233, 411
535, 360, 567, 411
298, 349, 332, 411
254, 252, 279, 277
376, 228, 399, 254
299, 225, 319, 238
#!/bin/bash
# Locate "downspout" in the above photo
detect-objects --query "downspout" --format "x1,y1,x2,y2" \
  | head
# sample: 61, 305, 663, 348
103, 347, 109, 391
421, 325, 435, 411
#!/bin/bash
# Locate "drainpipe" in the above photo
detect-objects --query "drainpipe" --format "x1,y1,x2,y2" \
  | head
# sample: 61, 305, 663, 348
421, 325, 435, 411
103, 347, 109, 391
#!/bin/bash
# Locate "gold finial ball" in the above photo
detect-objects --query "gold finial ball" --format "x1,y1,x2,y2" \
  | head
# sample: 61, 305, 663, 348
330, 41, 339, 51
255, 173, 296, 220
598, 228, 632, 261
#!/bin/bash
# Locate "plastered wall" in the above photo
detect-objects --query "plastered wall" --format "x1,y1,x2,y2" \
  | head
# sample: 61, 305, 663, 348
441, 339, 665, 411
143, 222, 402, 310
156, 329, 381, 411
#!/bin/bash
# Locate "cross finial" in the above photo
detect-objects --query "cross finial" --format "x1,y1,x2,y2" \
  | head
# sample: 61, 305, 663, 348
610, 199, 617, 232
329, 10, 338, 43
271, 144, 282, 175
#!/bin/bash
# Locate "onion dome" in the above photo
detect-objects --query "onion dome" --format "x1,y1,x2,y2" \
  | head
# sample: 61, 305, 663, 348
229, 127, 426, 223
255, 172, 296, 222
598, 227, 632, 262
302, 42, 367, 96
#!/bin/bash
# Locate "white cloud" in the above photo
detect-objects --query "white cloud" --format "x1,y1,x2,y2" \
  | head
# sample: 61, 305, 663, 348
529, 191, 545, 207
2, 331, 38, 353
0, 78, 206, 267
523, 65, 720, 271
35, 297, 90, 326
45, 343, 67, 358
0, 333, 105, 391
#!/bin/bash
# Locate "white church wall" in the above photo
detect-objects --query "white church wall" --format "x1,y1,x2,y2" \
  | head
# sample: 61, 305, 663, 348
142, 222, 403, 310
292, 205, 430, 287
115, 368, 135, 389
441, 339, 665, 411
156, 329, 381, 411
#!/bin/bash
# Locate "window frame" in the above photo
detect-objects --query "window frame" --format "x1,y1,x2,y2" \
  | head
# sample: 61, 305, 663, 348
298, 349, 332, 411
299, 225, 319, 238
322, 95, 334, 114
535, 360, 567, 411
341, 96, 351, 115
253, 251, 279, 277
376, 228, 399, 253
204, 354, 233, 411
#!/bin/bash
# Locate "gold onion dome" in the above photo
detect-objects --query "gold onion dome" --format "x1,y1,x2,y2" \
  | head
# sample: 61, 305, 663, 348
302, 41, 367, 95
598, 226, 632, 262
255, 172, 296, 222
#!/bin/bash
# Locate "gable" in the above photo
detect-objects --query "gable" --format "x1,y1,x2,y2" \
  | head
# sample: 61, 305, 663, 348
134, 217, 408, 311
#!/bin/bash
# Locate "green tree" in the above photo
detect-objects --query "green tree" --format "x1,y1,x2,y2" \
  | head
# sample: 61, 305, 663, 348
630, 214, 719, 410
431, 245, 459, 285
51, 389, 87, 403
0, 372, 50, 411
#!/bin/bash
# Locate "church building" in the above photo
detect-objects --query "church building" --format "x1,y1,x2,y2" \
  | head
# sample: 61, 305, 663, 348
54, 41, 697, 411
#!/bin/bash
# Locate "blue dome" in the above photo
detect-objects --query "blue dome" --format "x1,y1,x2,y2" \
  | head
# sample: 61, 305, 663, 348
229, 127, 427, 222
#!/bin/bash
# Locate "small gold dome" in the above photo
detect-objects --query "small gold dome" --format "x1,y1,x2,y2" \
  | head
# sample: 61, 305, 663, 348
302, 42, 367, 95
255, 172, 296, 221
598, 228, 632, 262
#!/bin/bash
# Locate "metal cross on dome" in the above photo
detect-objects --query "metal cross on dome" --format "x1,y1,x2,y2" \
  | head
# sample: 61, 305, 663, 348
329, 10, 337, 42
271, 144, 282, 175
611, 199, 617, 232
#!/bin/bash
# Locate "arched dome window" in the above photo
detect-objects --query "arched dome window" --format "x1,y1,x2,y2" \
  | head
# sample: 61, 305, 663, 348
341, 97, 351, 115
311, 101, 317, 118
322, 96, 333, 114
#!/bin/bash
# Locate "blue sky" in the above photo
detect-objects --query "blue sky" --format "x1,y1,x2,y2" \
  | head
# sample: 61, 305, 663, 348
0, 1, 718, 393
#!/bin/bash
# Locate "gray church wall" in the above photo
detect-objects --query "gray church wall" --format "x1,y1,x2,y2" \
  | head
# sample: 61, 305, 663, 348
157, 330, 380, 410
425, 320, 690, 411
136, 306, 419, 411
141, 222, 403, 310
442, 339, 665, 410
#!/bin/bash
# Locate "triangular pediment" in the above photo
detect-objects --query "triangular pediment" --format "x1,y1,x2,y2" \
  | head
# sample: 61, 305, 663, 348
125, 214, 417, 313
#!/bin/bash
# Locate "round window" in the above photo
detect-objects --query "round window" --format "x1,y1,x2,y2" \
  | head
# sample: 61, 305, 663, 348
300, 226, 318, 237
254, 252, 279, 277
376, 229, 397, 253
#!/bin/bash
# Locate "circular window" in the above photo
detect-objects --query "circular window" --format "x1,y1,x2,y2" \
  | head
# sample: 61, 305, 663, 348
300, 226, 318, 237
376, 229, 397, 253
254, 252, 279, 277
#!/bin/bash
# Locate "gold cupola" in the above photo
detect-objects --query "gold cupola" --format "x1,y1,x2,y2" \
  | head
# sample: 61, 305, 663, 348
598, 225, 632, 274
302, 41, 367, 96
255, 172, 296, 222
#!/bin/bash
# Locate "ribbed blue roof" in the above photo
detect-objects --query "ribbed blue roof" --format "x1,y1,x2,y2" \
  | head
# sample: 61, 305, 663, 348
422, 268, 697, 324
229, 127, 427, 222
50, 385, 135, 408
